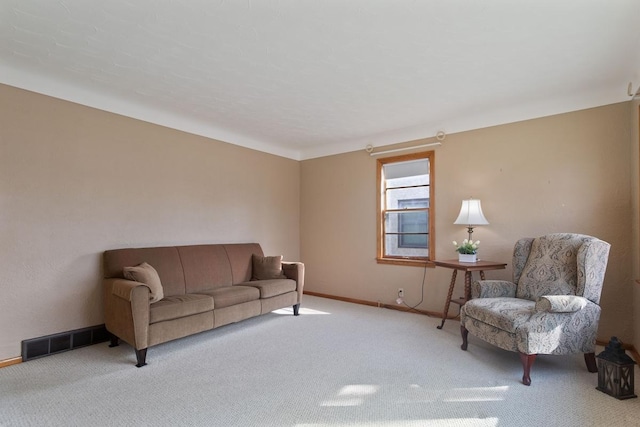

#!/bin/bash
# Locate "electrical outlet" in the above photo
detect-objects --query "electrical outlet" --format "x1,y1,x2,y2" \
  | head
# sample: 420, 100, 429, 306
398, 288, 404, 298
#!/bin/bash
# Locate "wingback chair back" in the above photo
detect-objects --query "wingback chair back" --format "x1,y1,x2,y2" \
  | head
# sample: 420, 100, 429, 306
460, 233, 611, 386
513, 233, 609, 304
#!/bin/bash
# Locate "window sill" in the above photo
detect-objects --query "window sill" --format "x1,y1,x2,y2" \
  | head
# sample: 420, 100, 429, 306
376, 258, 435, 268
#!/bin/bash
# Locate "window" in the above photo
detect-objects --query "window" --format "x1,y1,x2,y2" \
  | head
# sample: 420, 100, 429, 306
377, 151, 434, 265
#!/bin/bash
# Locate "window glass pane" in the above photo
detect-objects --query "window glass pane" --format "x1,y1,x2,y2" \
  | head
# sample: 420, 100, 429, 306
384, 210, 429, 255
385, 234, 428, 257
385, 174, 429, 189
383, 159, 429, 180
399, 208, 428, 248
399, 233, 427, 248
385, 211, 428, 233
398, 198, 429, 209
386, 186, 429, 210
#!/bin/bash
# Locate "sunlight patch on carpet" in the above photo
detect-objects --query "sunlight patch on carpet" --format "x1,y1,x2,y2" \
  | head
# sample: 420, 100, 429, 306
443, 386, 509, 402
296, 419, 499, 427
321, 384, 380, 406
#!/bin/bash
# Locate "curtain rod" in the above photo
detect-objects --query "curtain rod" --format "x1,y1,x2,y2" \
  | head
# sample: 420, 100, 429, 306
368, 141, 442, 157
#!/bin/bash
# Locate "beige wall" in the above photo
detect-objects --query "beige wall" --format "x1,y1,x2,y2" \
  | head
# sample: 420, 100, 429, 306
301, 102, 635, 345
0, 84, 300, 360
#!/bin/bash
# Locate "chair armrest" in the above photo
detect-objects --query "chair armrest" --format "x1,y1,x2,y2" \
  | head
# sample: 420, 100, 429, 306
535, 295, 589, 313
282, 262, 305, 304
472, 280, 517, 299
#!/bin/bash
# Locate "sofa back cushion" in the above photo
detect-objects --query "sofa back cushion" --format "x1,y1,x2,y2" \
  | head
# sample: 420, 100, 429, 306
104, 243, 265, 295
179, 244, 263, 292
178, 245, 233, 293
516, 234, 587, 301
104, 246, 186, 297
224, 243, 264, 284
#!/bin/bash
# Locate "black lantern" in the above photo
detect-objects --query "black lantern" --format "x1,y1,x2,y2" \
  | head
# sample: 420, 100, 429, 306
596, 337, 637, 400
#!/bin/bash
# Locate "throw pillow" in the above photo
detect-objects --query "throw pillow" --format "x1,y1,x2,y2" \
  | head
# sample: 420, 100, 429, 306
123, 262, 164, 303
535, 295, 588, 313
252, 254, 287, 280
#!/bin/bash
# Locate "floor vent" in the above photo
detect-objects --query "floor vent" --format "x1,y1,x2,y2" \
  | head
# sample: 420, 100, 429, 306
21, 324, 109, 362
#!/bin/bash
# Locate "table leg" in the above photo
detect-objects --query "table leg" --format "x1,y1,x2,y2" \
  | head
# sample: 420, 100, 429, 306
464, 272, 472, 302
464, 270, 486, 300
437, 270, 457, 329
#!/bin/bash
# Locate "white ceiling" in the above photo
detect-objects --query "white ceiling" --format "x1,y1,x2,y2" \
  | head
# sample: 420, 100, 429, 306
2, 1, 640, 160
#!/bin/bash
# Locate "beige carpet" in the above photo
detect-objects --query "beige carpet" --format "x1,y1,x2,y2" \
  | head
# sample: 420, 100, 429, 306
1, 295, 638, 426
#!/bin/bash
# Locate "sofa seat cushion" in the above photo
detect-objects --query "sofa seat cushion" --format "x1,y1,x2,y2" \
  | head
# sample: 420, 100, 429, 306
238, 279, 296, 299
149, 294, 214, 324
462, 298, 535, 333
201, 285, 260, 309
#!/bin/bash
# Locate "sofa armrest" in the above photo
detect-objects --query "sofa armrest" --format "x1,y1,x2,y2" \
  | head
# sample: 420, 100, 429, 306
103, 278, 150, 350
535, 295, 589, 313
110, 278, 150, 302
282, 262, 305, 303
472, 280, 517, 299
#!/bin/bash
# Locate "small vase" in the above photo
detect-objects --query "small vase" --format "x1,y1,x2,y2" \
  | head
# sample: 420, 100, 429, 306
458, 253, 477, 263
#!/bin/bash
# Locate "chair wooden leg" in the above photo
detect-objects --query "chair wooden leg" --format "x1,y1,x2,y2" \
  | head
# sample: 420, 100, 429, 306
460, 325, 469, 351
584, 352, 598, 373
519, 352, 536, 386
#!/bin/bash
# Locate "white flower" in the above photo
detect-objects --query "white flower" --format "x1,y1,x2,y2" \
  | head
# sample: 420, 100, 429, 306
454, 238, 481, 254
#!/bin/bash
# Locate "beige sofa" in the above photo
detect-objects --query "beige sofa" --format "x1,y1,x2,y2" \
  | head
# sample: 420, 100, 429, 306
103, 243, 304, 367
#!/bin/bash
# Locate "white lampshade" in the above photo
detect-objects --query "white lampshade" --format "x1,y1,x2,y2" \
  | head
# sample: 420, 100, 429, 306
454, 199, 489, 226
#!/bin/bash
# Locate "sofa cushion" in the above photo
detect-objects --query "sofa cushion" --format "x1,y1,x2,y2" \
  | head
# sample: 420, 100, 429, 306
201, 285, 260, 309
177, 245, 234, 293
252, 254, 286, 280
239, 279, 296, 299
225, 243, 264, 284
149, 294, 214, 324
123, 262, 164, 303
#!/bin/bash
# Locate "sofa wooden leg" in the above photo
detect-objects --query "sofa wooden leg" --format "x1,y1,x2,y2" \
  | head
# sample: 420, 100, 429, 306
519, 352, 536, 386
108, 334, 119, 348
460, 325, 468, 351
293, 303, 300, 316
135, 348, 148, 367
584, 352, 598, 372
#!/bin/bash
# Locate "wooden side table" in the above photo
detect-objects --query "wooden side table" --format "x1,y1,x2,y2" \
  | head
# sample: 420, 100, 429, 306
434, 259, 507, 329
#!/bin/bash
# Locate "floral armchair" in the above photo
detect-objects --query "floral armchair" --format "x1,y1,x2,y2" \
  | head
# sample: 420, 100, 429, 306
460, 233, 610, 385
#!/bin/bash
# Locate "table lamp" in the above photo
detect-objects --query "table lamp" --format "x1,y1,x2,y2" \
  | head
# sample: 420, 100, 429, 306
454, 198, 489, 241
